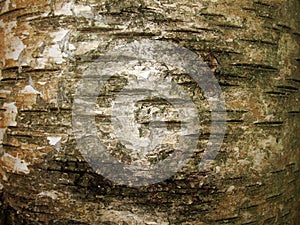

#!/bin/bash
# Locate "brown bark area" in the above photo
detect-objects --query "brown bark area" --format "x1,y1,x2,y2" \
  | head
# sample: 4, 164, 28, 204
0, 0, 299, 224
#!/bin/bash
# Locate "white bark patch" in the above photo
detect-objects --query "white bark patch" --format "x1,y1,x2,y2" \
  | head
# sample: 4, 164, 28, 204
4, 21, 26, 61
0, 0, 10, 14
47, 136, 62, 151
46, 45, 66, 64
14, 156, 30, 174
215, 166, 221, 173
72, 5, 94, 19
36, 29, 71, 66
35, 58, 48, 69
1, 153, 30, 174
52, 29, 69, 42
55, 2, 73, 15
252, 149, 267, 172
3, 102, 18, 127
37, 81, 47, 85
0, 90, 11, 98
6, 37, 26, 60
259, 135, 283, 153
38, 191, 59, 200
44, 29, 70, 64
127, 65, 159, 79
73, 41, 100, 55
0, 90, 11, 94
20, 85, 42, 95
4, 21, 16, 34
227, 185, 235, 192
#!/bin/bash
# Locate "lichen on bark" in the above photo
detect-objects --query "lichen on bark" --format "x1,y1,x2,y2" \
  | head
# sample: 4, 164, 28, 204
0, 0, 299, 224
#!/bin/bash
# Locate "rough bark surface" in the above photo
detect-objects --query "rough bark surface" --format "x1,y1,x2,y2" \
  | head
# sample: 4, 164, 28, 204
0, 0, 299, 224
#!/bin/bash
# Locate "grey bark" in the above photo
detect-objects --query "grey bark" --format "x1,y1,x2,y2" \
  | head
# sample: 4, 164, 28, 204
0, 0, 299, 224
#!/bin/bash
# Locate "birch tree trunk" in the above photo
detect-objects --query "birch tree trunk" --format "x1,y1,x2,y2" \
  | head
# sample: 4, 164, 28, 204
0, 0, 299, 224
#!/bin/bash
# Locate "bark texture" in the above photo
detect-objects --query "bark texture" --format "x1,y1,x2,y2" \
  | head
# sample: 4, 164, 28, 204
0, 0, 299, 224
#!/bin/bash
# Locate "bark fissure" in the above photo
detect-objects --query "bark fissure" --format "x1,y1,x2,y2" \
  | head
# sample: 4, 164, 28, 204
0, 0, 299, 224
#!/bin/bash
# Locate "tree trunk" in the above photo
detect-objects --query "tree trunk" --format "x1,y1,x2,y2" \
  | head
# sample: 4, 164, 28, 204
0, 0, 299, 224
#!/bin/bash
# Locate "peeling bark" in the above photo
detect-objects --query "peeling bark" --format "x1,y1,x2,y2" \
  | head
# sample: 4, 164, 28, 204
0, 0, 299, 224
